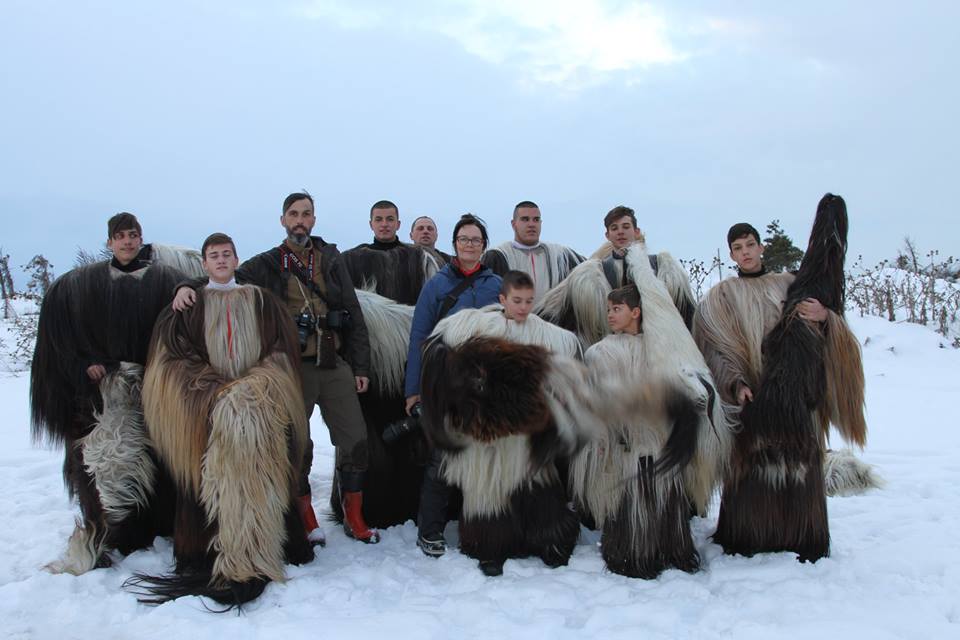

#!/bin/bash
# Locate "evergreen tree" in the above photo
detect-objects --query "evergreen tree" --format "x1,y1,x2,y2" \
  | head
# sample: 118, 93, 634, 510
763, 220, 804, 273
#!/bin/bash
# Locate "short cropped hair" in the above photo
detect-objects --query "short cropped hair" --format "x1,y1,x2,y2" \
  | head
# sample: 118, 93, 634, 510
513, 201, 539, 218
370, 200, 399, 218
201, 232, 237, 259
500, 270, 535, 296
107, 212, 141, 240
608, 283, 641, 310
727, 223, 761, 248
604, 205, 637, 229
283, 191, 314, 214
452, 213, 489, 251
410, 215, 435, 231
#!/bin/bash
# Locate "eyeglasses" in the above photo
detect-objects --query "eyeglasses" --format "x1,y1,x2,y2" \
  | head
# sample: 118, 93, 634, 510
455, 236, 484, 247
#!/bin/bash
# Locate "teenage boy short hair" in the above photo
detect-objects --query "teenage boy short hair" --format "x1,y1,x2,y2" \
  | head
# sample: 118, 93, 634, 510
727, 223, 761, 248
603, 205, 637, 229
107, 212, 142, 239
201, 232, 237, 259
607, 283, 641, 309
500, 270, 535, 296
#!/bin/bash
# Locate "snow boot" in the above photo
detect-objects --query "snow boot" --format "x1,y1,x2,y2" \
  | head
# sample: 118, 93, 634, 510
340, 471, 380, 544
296, 494, 326, 547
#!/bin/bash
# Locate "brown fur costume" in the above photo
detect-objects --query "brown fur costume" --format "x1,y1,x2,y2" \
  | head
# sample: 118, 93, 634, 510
423, 307, 592, 572
132, 285, 312, 607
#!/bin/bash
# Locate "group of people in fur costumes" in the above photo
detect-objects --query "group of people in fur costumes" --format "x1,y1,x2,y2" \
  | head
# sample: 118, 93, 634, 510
29, 193, 880, 607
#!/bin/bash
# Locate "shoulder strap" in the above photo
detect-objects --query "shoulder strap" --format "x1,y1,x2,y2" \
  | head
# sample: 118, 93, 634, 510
438, 270, 483, 318
278, 244, 330, 305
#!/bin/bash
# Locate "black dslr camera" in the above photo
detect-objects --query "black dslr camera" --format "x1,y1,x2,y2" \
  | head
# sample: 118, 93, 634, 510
382, 403, 422, 444
295, 312, 314, 350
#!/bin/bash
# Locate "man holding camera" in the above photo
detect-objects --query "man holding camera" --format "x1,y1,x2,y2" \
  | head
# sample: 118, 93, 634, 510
172, 192, 379, 545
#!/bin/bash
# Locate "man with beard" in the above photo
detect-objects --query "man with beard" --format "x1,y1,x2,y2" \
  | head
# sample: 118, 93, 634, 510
172, 192, 379, 544
482, 201, 585, 304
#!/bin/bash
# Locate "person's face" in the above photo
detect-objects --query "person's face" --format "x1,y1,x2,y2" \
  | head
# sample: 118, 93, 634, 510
410, 217, 438, 248
511, 207, 542, 246
605, 215, 641, 250
729, 234, 764, 273
202, 243, 239, 284
454, 224, 484, 265
281, 198, 316, 240
607, 300, 641, 334
370, 207, 400, 242
499, 286, 535, 323
107, 228, 143, 266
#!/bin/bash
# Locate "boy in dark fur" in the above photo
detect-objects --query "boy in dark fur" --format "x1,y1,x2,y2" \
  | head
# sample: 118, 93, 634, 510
31, 213, 195, 575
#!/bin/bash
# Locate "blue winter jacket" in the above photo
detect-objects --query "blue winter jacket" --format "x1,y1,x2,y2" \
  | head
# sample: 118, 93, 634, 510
404, 263, 502, 398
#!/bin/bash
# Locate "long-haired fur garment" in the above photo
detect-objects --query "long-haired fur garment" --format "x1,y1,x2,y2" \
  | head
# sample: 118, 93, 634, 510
535, 240, 695, 348
713, 193, 864, 563
32, 251, 192, 575
327, 289, 425, 529
419, 316, 600, 570
569, 241, 729, 579
133, 285, 312, 607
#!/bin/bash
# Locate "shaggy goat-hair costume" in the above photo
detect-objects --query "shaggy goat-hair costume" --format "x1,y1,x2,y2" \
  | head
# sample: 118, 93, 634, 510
419, 327, 601, 571
536, 240, 696, 348
131, 285, 312, 607
568, 241, 730, 579
327, 288, 429, 529
326, 243, 438, 528
712, 193, 864, 563
32, 248, 196, 574
483, 241, 584, 303
341, 244, 441, 306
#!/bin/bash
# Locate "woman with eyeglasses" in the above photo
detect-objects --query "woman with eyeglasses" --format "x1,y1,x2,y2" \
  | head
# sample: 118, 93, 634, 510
403, 213, 502, 558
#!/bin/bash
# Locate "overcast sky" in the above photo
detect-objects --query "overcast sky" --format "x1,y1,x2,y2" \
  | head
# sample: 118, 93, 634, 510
1, 0, 956, 286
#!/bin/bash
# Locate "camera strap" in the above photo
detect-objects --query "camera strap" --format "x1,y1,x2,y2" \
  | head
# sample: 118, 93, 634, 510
278, 244, 331, 306
438, 270, 483, 318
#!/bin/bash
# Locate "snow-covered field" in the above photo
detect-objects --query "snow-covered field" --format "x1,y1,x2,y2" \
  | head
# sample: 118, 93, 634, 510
1, 314, 958, 640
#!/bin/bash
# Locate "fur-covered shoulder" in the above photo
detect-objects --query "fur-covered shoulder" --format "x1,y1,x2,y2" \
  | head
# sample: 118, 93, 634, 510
434, 304, 582, 358
535, 258, 610, 347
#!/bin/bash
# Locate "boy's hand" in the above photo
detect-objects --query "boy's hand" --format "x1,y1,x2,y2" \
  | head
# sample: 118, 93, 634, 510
797, 298, 828, 323
736, 383, 753, 406
356, 376, 369, 393
86, 364, 106, 382
172, 287, 196, 312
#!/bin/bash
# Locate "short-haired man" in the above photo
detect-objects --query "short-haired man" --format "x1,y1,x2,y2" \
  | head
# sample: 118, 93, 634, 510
410, 215, 451, 264
31, 213, 195, 574
481, 201, 585, 304
172, 193, 379, 544
340, 200, 442, 305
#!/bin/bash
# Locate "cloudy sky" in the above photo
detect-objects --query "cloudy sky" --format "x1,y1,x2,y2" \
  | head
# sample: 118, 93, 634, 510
1, 0, 956, 285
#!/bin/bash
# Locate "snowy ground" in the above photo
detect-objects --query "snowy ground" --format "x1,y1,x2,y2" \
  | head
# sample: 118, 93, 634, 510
1, 314, 958, 639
